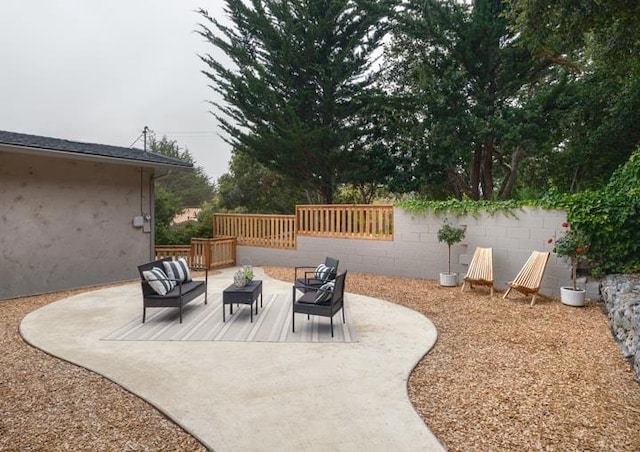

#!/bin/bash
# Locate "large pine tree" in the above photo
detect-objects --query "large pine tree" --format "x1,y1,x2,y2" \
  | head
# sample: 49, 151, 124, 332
198, 0, 392, 203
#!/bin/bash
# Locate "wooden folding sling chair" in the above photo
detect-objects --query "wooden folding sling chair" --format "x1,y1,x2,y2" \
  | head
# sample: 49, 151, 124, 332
461, 247, 494, 296
503, 251, 550, 306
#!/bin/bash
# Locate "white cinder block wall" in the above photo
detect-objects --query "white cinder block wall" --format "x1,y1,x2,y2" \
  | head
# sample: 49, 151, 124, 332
238, 207, 581, 297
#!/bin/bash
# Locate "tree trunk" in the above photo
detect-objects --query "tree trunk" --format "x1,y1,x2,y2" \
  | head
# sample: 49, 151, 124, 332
319, 177, 334, 204
498, 147, 524, 199
447, 170, 467, 199
356, 182, 377, 204
470, 146, 483, 200
480, 137, 494, 200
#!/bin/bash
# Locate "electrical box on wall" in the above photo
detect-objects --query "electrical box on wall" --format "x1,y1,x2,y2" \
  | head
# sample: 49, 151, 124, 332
132, 215, 144, 228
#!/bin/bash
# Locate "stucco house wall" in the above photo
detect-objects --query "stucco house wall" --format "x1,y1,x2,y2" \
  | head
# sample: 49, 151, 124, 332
0, 130, 192, 300
237, 207, 582, 297
0, 152, 154, 299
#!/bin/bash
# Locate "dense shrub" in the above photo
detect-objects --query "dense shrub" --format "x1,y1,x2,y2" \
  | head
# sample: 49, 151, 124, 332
565, 147, 640, 275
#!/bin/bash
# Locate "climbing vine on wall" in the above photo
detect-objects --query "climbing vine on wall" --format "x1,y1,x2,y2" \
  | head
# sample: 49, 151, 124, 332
396, 197, 525, 217
397, 145, 640, 275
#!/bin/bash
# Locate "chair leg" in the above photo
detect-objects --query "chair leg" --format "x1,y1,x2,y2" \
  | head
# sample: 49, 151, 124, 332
330, 316, 334, 337
142, 306, 146, 323
291, 285, 297, 332
530, 293, 538, 307
460, 282, 466, 293
503, 287, 512, 299
342, 307, 345, 324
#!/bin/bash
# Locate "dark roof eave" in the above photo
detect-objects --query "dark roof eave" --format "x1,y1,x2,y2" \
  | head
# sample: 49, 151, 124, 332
0, 143, 194, 171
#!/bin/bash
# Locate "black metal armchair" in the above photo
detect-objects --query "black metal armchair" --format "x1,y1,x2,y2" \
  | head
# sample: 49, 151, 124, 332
294, 256, 339, 293
292, 271, 347, 337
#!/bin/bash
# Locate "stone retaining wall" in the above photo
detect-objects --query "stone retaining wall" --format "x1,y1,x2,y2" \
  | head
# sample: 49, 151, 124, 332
600, 274, 640, 382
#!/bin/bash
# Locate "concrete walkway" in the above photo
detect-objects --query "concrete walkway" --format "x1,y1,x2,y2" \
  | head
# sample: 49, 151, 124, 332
20, 267, 445, 451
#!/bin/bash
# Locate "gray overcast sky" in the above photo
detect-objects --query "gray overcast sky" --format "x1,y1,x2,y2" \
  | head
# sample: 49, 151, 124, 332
0, 0, 231, 182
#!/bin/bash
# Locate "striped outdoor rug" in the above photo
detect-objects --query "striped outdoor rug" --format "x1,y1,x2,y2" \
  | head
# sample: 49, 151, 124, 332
103, 293, 357, 343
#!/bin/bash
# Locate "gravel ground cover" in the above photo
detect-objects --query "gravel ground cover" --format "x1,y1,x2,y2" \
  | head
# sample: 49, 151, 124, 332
2, 269, 639, 451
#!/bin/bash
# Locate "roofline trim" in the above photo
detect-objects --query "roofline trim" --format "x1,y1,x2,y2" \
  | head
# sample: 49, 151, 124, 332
0, 143, 194, 170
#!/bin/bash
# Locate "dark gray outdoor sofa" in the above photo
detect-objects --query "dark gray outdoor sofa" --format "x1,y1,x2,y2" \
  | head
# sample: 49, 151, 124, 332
137, 257, 207, 323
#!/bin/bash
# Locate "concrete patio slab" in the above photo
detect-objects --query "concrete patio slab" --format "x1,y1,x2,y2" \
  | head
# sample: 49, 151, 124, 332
20, 267, 444, 451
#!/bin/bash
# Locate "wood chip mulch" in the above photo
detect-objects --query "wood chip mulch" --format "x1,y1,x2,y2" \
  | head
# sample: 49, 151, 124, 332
0, 287, 206, 452
268, 268, 640, 451
1, 268, 639, 451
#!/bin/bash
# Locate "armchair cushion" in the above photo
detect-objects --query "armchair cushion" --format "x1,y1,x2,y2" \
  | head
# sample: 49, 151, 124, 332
163, 257, 192, 283
142, 267, 175, 295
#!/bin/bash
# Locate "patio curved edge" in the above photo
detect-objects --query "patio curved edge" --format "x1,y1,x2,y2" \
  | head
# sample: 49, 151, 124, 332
18, 319, 210, 451
19, 269, 446, 452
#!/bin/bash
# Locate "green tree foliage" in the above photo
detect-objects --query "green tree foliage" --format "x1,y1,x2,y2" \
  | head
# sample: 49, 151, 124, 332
508, 0, 640, 70
508, 0, 640, 192
216, 151, 307, 213
387, 0, 557, 200
149, 135, 215, 207
198, 0, 393, 204
543, 69, 640, 192
337, 106, 401, 204
149, 135, 216, 245
154, 185, 183, 245
162, 201, 216, 244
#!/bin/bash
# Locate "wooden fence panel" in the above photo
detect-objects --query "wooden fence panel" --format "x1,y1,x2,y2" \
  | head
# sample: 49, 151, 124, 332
154, 245, 191, 262
155, 238, 236, 270
213, 213, 296, 249
190, 238, 211, 269
295, 204, 393, 240
206, 237, 237, 268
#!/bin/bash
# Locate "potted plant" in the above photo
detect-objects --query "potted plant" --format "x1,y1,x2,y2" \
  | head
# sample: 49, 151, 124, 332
437, 222, 466, 286
550, 221, 590, 306
233, 264, 254, 287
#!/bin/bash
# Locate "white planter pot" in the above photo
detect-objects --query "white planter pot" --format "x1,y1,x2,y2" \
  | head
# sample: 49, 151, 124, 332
440, 272, 458, 287
560, 286, 586, 307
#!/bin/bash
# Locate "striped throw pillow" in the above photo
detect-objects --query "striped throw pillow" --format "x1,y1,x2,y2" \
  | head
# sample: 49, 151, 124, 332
315, 264, 334, 282
314, 281, 335, 304
323, 266, 335, 282
163, 258, 191, 283
143, 267, 175, 295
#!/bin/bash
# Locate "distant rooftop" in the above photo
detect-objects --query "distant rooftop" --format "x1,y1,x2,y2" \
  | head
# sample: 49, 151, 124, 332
0, 130, 193, 169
